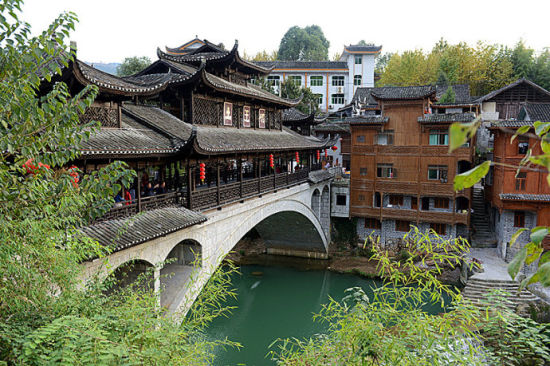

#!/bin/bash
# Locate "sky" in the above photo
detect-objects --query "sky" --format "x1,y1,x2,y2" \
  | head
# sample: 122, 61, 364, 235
22, 0, 550, 63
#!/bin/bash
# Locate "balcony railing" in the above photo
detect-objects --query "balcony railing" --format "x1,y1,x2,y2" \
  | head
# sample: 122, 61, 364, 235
350, 205, 469, 225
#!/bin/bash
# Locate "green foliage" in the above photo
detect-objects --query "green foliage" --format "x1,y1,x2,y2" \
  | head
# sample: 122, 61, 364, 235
279, 79, 320, 115
277, 25, 329, 61
0, 2, 236, 364
438, 85, 456, 104
116, 56, 151, 76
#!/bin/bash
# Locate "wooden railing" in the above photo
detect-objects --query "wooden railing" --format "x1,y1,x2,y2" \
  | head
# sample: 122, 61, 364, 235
350, 205, 469, 225
92, 192, 181, 223
189, 168, 312, 211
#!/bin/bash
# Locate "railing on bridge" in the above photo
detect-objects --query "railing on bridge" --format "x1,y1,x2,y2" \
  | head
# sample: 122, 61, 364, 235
189, 168, 311, 211
92, 167, 318, 223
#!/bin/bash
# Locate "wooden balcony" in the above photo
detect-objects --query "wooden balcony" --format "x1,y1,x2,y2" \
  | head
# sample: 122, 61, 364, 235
350, 205, 469, 225
93, 192, 182, 223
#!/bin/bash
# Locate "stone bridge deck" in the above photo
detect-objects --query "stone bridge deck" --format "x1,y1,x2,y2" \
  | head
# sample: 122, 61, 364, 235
81, 170, 335, 317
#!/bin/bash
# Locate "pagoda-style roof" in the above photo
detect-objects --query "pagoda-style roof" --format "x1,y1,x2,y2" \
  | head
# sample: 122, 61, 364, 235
81, 207, 207, 252
72, 59, 196, 96
434, 84, 475, 105
489, 120, 534, 129
342, 44, 382, 54
165, 38, 224, 55
314, 121, 350, 133
371, 85, 436, 101
158, 41, 272, 76
282, 108, 327, 125
418, 112, 476, 124
92, 104, 337, 156
475, 78, 550, 103
518, 103, 550, 122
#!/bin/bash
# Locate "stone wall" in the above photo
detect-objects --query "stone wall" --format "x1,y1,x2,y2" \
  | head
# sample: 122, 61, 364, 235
331, 181, 349, 218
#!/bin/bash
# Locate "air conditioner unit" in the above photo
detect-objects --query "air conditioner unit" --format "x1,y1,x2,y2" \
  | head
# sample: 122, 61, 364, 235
329, 105, 334, 109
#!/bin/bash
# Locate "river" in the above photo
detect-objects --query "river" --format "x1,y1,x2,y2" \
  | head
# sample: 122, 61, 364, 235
205, 262, 447, 366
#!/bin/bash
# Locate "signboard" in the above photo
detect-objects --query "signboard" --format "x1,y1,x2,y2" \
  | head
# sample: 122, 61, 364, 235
259, 109, 266, 129
243, 106, 251, 127
223, 102, 233, 126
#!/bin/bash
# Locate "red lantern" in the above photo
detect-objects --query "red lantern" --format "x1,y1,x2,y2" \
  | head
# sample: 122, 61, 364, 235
316, 150, 320, 160
69, 165, 79, 188
199, 163, 206, 181
324, 149, 328, 158
269, 154, 274, 169
295, 151, 300, 164
331, 145, 338, 151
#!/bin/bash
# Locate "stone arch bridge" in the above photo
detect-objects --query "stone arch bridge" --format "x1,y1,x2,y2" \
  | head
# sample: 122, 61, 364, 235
81, 172, 333, 317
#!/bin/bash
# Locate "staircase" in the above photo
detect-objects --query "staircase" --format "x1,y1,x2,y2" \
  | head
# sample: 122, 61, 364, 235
470, 187, 497, 248
462, 278, 538, 313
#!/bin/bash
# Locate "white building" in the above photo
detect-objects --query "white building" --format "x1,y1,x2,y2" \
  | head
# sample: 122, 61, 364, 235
255, 44, 382, 112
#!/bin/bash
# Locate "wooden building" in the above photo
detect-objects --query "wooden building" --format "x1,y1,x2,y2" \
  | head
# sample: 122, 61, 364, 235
486, 98, 550, 262
349, 85, 475, 243
50, 40, 337, 223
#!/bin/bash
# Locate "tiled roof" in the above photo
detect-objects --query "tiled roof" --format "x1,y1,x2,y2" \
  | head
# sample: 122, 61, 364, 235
435, 84, 473, 104
418, 112, 476, 123
476, 78, 550, 103
343, 44, 382, 53
282, 108, 327, 123
80, 117, 181, 157
192, 125, 336, 154
81, 207, 206, 252
521, 103, 550, 122
74, 60, 190, 95
500, 193, 550, 202
346, 115, 388, 124
254, 61, 348, 70
122, 104, 192, 141
313, 121, 350, 133
489, 120, 533, 128
371, 85, 435, 100
308, 169, 334, 183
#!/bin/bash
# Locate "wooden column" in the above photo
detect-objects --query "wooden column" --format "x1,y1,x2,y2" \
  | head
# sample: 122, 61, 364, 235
239, 159, 243, 199
137, 172, 142, 213
273, 154, 276, 190
258, 156, 261, 193
286, 155, 290, 187
217, 164, 221, 206
187, 165, 193, 209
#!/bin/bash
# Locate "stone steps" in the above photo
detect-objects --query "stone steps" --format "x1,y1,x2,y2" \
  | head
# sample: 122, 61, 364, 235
470, 188, 496, 248
462, 278, 538, 312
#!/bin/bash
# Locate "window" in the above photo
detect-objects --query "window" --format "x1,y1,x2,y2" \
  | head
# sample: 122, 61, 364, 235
411, 197, 418, 210
395, 220, 410, 232
514, 211, 525, 227
355, 55, 362, 64
315, 94, 323, 105
365, 218, 381, 229
377, 164, 395, 178
389, 195, 403, 206
429, 129, 449, 146
376, 130, 394, 145
428, 165, 448, 181
336, 194, 347, 206
434, 197, 449, 209
360, 167, 367, 176
331, 94, 344, 105
354, 75, 362, 86
288, 75, 302, 86
267, 75, 280, 87
518, 136, 529, 155
358, 194, 365, 201
515, 172, 526, 191
430, 223, 446, 235
310, 76, 323, 86
356, 135, 365, 143
332, 76, 345, 86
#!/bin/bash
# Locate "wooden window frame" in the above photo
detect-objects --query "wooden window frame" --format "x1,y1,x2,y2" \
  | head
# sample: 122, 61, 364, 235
395, 220, 410, 232
429, 129, 449, 146
377, 164, 395, 178
358, 194, 365, 201
515, 172, 526, 191
375, 130, 394, 145
365, 218, 381, 229
389, 194, 403, 206
354, 75, 362, 86
359, 167, 367, 176
433, 197, 449, 209
356, 135, 366, 143
430, 223, 446, 235
428, 165, 448, 181
517, 136, 529, 155
331, 94, 344, 104
354, 55, 362, 65
514, 211, 525, 228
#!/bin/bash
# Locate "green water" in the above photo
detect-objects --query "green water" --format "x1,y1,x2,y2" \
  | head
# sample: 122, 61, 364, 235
205, 264, 447, 366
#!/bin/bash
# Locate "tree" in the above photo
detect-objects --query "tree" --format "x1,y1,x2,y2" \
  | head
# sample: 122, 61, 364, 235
277, 25, 330, 61
0, 2, 235, 363
438, 86, 456, 104
510, 40, 535, 79
374, 52, 393, 75
116, 56, 151, 76
279, 79, 320, 115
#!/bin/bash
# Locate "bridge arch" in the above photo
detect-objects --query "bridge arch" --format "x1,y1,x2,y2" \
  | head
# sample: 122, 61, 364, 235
311, 188, 321, 219
104, 259, 155, 294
